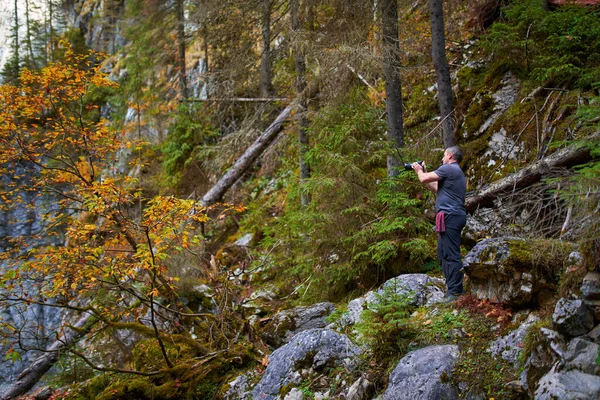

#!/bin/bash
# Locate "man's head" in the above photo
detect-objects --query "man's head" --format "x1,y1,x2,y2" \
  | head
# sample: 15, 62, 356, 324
442, 146, 463, 164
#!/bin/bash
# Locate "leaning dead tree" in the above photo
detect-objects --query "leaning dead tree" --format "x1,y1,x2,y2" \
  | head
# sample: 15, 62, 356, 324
465, 133, 599, 213
0, 313, 96, 400
201, 103, 296, 206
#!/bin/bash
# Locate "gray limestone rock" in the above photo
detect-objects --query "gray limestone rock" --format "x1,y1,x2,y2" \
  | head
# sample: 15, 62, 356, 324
283, 388, 304, 400
383, 345, 460, 400
464, 238, 573, 306
334, 274, 445, 328
346, 377, 374, 400
489, 313, 539, 366
262, 302, 336, 347
251, 329, 361, 400
581, 271, 600, 321
223, 374, 252, 400
534, 370, 600, 399
563, 337, 600, 376
552, 298, 594, 337
585, 324, 600, 344
520, 328, 565, 395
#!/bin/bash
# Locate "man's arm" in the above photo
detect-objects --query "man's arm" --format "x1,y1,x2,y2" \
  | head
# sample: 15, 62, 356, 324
412, 162, 439, 193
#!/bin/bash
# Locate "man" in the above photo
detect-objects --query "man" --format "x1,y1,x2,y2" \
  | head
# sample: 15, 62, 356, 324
412, 146, 467, 302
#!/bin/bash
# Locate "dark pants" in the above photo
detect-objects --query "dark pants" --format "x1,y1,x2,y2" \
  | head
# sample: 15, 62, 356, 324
438, 213, 466, 295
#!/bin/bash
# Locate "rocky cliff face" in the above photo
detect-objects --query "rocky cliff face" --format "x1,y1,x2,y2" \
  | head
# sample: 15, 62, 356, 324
0, 164, 64, 391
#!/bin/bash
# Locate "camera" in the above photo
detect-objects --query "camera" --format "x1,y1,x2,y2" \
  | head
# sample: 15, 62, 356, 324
404, 160, 424, 171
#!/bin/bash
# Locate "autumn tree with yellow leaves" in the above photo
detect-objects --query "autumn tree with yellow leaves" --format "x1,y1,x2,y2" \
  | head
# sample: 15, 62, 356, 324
0, 45, 248, 397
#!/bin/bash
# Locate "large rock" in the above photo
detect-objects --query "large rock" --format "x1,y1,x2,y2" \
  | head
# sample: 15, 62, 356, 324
336, 274, 445, 327
563, 337, 600, 376
223, 374, 252, 400
534, 370, 600, 399
383, 345, 459, 400
581, 271, 600, 321
463, 237, 574, 306
489, 313, 539, 366
552, 298, 594, 337
251, 329, 361, 400
520, 328, 565, 395
262, 302, 336, 348
346, 377, 374, 400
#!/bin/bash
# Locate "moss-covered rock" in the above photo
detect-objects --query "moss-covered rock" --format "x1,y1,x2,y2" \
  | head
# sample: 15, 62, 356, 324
464, 237, 577, 306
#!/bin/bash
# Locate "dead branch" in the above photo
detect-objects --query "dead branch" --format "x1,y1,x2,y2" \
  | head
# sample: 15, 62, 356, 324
465, 132, 599, 213
201, 103, 295, 206
0, 313, 98, 400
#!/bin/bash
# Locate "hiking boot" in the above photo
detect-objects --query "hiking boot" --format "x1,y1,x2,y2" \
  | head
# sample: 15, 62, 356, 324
439, 293, 458, 303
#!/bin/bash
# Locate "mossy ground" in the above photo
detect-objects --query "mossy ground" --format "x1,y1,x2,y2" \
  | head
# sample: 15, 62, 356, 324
65, 343, 259, 400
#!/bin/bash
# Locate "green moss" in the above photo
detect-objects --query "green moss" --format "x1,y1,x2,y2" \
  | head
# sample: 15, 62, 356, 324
502, 239, 575, 283
518, 317, 552, 368
464, 92, 495, 138
403, 82, 439, 129
67, 342, 259, 400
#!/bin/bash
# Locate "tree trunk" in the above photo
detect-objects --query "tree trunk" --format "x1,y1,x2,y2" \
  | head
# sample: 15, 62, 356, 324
25, 0, 37, 70
201, 104, 296, 206
465, 134, 598, 212
291, 0, 311, 206
13, 0, 20, 79
0, 314, 97, 400
381, 0, 405, 178
259, 0, 273, 97
176, 0, 188, 100
429, 0, 455, 148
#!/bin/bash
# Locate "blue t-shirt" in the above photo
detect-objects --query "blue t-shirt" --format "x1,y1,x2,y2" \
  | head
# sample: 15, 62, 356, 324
434, 163, 466, 215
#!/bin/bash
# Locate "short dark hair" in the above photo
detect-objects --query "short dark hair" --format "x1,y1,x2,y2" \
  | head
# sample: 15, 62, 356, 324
446, 146, 463, 162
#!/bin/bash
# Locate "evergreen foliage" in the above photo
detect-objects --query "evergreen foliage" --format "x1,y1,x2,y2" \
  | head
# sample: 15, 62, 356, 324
161, 103, 219, 184
355, 286, 416, 353
250, 88, 436, 300
485, 0, 600, 88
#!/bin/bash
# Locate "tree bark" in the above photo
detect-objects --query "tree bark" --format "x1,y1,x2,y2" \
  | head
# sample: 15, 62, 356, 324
429, 0, 455, 148
465, 134, 598, 212
0, 313, 97, 400
201, 104, 296, 206
13, 0, 20, 80
291, 0, 311, 206
259, 0, 274, 98
176, 0, 188, 100
381, 0, 405, 178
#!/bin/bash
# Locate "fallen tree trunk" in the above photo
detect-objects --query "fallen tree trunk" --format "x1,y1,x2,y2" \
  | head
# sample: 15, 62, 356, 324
0, 313, 97, 400
201, 103, 295, 206
465, 134, 598, 213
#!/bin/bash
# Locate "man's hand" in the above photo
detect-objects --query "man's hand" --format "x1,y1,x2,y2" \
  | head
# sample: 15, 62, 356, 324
412, 161, 426, 173
412, 161, 438, 193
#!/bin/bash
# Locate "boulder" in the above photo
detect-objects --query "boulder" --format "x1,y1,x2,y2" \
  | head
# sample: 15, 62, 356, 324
223, 374, 252, 400
383, 345, 459, 400
563, 337, 600, 375
335, 274, 445, 327
534, 370, 600, 399
489, 313, 539, 366
520, 328, 565, 395
463, 237, 573, 306
346, 377, 374, 400
251, 329, 361, 400
262, 302, 336, 347
581, 271, 600, 321
585, 323, 600, 344
552, 298, 594, 337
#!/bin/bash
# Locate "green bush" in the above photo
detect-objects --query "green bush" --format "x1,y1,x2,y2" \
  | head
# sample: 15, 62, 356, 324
160, 103, 219, 184
355, 286, 417, 353
484, 0, 600, 88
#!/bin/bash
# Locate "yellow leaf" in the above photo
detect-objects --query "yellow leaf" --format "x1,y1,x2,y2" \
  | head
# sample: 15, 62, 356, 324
423, 320, 432, 325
